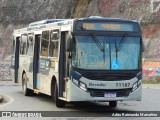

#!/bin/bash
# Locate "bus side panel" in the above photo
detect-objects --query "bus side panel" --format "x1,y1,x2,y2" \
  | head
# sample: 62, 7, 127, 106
18, 55, 27, 84
38, 58, 54, 95
17, 55, 34, 89
37, 60, 59, 95
25, 56, 34, 89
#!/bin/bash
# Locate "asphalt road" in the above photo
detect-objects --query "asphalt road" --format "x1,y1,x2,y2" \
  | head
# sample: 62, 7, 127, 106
0, 81, 160, 120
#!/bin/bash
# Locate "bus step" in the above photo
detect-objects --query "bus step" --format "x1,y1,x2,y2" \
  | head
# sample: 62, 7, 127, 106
34, 89, 39, 94
59, 97, 66, 101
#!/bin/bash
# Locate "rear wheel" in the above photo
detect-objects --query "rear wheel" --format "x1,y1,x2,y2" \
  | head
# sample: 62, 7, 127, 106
22, 74, 31, 96
109, 101, 117, 108
51, 81, 55, 102
54, 84, 65, 108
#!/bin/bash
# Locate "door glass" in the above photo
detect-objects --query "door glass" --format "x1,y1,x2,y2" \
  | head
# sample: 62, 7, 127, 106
27, 34, 34, 56
41, 31, 49, 56
20, 34, 28, 55
49, 30, 59, 57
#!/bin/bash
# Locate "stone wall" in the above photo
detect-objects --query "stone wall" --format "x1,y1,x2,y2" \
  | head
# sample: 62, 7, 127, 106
0, 61, 11, 80
0, 0, 160, 60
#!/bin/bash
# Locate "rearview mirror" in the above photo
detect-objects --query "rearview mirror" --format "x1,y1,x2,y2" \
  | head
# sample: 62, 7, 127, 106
67, 35, 73, 52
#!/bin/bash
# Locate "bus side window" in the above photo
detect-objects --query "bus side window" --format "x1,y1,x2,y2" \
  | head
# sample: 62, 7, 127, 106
41, 31, 49, 56
49, 30, 59, 57
20, 34, 28, 55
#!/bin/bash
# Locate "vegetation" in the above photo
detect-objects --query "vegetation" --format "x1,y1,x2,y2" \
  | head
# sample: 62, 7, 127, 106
142, 76, 160, 84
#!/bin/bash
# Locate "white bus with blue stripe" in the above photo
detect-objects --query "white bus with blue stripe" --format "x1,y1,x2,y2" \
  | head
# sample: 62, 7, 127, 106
11, 16, 143, 108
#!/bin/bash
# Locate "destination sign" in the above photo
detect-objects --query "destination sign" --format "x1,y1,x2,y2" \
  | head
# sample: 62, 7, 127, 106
76, 21, 139, 32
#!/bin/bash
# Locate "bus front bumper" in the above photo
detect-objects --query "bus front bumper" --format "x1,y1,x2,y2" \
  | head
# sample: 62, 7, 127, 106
66, 81, 142, 102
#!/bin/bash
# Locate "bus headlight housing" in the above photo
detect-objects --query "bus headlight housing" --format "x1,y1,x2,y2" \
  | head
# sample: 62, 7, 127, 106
72, 79, 87, 91
132, 80, 141, 92
132, 72, 142, 91
132, 82, 138, 91
73, 79, 79, 86
80, 82, 87, 91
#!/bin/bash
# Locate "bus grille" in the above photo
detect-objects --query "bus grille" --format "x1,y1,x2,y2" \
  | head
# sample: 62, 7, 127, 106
83, 74, 134, 81
88, 88, 132, 97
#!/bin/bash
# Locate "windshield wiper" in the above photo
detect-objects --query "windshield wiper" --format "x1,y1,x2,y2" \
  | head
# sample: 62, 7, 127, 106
90, 33, 104, 52
114, 34, 127, 61
116, 33, 127, 52
115, 39, 118, 60
90, 33, 106, 63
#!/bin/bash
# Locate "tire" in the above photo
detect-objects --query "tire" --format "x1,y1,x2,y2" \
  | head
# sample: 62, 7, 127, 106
54, 84, 65, 108
22, 74, 31, 96
51, 81, 55, 102
109, 101, 117, 108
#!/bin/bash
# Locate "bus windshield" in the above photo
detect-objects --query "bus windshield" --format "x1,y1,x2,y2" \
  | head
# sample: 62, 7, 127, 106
72, 35, 141, 70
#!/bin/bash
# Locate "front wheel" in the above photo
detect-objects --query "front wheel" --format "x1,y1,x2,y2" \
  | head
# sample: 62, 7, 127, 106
54, 84, 65, 108
109, 101, 117, 108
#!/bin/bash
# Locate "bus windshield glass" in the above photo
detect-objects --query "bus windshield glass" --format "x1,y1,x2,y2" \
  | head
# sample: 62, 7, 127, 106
72, 35, 141, 70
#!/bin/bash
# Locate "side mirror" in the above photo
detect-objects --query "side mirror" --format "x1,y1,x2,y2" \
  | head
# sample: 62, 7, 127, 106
68, 52, 72, 59
67, 35, 73, 52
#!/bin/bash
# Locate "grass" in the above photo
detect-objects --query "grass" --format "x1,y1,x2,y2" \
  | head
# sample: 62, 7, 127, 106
142, 80, 160, 84
142, 76, 160, 84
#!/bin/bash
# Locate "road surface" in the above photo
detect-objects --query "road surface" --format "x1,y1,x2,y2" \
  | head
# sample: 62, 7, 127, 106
0, 81, 160, 120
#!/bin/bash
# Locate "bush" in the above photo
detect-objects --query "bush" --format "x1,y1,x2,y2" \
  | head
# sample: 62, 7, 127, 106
142, 76, 160, 84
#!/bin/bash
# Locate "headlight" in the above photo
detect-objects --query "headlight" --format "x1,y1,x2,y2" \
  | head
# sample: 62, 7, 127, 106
80, 82, 87, 91
71, 70, 87, 91
72, 78, 87, 91
133, 71, 142, 91
73, 79, 79, 86
132, 80, 141, 92
132, 82, 138, 91
138, 80, 141, 85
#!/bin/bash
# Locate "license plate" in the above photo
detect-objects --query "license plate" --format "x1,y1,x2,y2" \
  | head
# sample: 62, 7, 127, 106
104, 92, 116, 98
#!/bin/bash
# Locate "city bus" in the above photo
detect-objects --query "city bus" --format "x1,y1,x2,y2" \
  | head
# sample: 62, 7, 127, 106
11, 16, 143, 108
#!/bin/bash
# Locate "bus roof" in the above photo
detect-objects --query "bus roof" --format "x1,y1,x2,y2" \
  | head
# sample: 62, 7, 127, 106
13, 16, 139, 35
29, 19, 66, 27
77, 16, 138, 23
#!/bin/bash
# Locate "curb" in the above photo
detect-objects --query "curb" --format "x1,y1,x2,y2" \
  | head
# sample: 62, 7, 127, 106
0, 94, 3, 103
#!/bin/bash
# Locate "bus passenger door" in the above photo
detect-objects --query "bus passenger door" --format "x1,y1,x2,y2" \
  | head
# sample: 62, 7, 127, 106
33, 34, 41, 89
14, 37, 20, 83
59, 31, 69, 98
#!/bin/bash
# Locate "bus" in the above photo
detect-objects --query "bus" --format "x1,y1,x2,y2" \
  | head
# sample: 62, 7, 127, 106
11, 16, 143, 108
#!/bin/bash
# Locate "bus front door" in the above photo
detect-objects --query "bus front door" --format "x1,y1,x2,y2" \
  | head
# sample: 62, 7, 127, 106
59, 31, 69, 98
